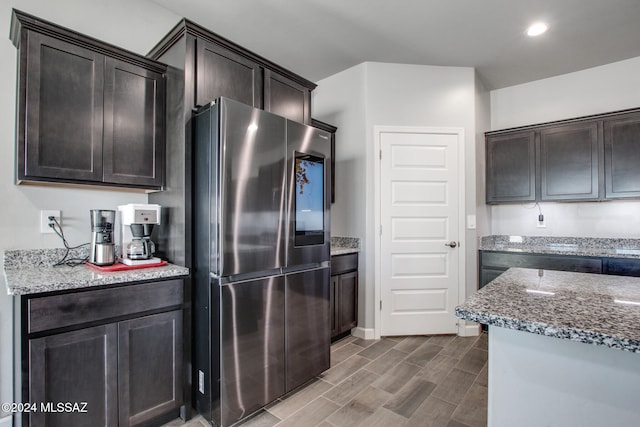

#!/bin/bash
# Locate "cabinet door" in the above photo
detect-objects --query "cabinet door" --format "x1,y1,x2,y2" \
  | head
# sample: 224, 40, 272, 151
539, 122, 600, 201
118, 310, 183, 426
337, 271, 358, 333
285, 268, 330, 392
29, 324, 118, 427
604, 113, 640, 199
330, 275, 339, 338
21, 32, 104, 182
103, 58, 164, 188
480, 267, 506, 288
196, 39, 262, 108
264, 69, 311, 124
486, 132, 536, 203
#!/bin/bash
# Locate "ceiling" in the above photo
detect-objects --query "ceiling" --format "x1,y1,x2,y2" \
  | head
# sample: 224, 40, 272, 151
149, 0, 640, 90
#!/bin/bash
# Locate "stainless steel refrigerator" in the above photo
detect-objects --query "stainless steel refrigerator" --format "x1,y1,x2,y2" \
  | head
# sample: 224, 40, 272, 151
192, 97, 331, 427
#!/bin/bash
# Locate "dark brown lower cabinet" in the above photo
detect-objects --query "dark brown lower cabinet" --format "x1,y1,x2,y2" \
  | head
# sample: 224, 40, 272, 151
330, 253, 358, 341
21, 279, 185, 427
479, 250, 640, 289
118, 311, 183, 426
30, 324, 119, 427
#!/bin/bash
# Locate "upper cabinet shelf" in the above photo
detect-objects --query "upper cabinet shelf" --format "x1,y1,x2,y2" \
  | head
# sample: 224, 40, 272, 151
486, 108, 640, 204
10, 9, 167, 191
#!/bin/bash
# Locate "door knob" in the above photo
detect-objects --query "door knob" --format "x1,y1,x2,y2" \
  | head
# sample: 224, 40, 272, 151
445, 241, 457, 248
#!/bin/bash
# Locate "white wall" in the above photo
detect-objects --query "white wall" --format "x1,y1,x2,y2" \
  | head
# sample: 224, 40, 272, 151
489, 56, 640, 238
312, 64, 368, 328
0, 0, 180, 420
313, 62, 482, 336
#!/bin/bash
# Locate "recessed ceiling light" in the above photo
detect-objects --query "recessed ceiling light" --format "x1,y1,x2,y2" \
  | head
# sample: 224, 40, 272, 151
527, 22, 548, 37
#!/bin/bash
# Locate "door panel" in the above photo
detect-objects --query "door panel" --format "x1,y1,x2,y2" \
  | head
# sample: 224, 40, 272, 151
23, 32, 104, 182
103, 58, 164, 187
196, 40, 262, 108
219, 276, 285, 426
486, 132, 536, 203
29, 325, 118, 427
604, 113, 640, 198
218, 99, 287, 276
380, 130, 460, 336
539, 122, 600, 201
118, 310, 183, 426
285, 268, 330, 391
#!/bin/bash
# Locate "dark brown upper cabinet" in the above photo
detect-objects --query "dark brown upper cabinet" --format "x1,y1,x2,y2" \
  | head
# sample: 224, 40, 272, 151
196, 38, 262, 108
486, 131, 536, 203
311, 119, 337, 203
265, 69, 311, 124
486, 108, 640, 204
538, 122, 601, 201
604, 112, 640, 199
148, 18, 315, 123
11, 10, 166, 190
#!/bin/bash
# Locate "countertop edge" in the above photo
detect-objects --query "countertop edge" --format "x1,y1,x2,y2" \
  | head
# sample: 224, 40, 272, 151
456, 303, 640, 353
6, 264, 190, 296
331, 247, 359, 256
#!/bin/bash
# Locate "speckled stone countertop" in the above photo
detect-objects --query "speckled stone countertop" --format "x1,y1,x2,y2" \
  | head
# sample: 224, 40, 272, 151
480, 235, 640, 259
3, 248, 189, 296
331, 236, 360, 256
456, 267, 640, 353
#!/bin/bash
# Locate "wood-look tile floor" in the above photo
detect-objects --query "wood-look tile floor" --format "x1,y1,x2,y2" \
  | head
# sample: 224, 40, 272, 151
165, 333, 488, 427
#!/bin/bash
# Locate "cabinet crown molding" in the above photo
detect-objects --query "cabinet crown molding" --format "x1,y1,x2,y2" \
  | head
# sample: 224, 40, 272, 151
11, 8, 168, 74
147, 17, 317, 90
486, 106, 640, 136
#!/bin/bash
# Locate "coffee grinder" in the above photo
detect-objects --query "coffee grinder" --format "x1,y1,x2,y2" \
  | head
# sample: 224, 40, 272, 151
117, 204, 161, 266
89, 209, 116, 266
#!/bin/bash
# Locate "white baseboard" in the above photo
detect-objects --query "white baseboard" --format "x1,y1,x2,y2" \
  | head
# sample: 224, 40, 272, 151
458, 321, 481, 337
351, 326, 376, 340
0, 415, 12, 427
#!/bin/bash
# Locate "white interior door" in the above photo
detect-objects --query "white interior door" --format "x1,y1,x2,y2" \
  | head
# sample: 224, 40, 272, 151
379, 129, 461, 336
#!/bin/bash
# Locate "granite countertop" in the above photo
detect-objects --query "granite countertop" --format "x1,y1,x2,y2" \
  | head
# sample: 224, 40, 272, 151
330, 236, 360, 256
3, 248, 189, 296
480, 235, 640, 259
456, 267, 640, 353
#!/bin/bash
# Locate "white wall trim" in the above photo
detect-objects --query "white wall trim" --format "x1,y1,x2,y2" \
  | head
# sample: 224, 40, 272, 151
351, 327, 376, 340
373, 125, 467, 339
0, 415, 12, 427
458, 321, 481, 337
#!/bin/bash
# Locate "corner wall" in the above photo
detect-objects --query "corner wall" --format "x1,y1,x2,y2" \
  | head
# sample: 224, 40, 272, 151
489, 56, 640, 238
313, 62, 481, 336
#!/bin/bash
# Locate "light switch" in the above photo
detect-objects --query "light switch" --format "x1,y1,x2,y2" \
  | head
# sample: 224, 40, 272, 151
467, 214, 476, 229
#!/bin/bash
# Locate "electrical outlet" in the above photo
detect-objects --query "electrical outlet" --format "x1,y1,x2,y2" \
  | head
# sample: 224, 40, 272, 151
40, 210, 61, 234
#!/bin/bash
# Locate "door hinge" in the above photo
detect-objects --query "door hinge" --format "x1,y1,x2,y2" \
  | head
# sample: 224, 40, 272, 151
380, 300, 382, 310
379, 149, 382, 160
379, 224, 382, 236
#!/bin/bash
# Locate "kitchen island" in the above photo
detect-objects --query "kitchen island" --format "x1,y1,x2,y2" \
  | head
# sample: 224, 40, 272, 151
456, 267, 640, 427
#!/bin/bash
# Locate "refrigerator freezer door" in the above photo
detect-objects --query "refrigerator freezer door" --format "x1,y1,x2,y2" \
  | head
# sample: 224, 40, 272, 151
285, 267, 330, 392
218, 276, 285, 426
286, 120, 331, 267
